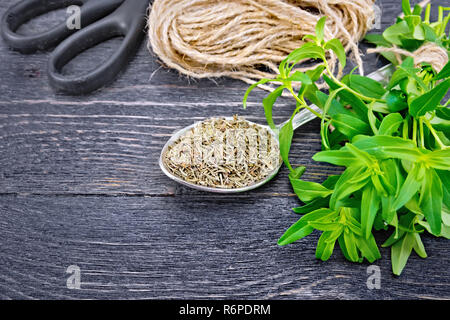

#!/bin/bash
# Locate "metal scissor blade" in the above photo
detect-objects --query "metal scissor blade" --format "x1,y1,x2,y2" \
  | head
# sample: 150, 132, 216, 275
1, 0, 124, 53
48, 0, 150, 95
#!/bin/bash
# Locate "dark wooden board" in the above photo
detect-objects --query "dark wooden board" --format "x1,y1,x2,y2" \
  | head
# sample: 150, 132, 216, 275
0, 0, 449, 299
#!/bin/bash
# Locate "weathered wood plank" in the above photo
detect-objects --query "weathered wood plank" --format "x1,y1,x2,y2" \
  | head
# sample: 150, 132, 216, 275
0, 102, 341, 196
1, 195, 449, 300
0, 0, 448, 300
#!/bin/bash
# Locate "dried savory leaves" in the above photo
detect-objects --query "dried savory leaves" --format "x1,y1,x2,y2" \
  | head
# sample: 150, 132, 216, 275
163, 116, 280, 189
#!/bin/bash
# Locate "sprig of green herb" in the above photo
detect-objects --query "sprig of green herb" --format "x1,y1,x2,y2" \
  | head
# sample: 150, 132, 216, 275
243, 1, 450, 275
366, 0, 450, 64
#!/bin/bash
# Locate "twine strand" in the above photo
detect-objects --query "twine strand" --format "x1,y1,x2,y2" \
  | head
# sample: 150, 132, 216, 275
367, 42, 449, 73
148, 0, 376, 91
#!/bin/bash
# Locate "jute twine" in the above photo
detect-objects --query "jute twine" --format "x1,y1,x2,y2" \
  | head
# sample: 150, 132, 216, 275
148, 0, 376, 91
367, 42, 449, 73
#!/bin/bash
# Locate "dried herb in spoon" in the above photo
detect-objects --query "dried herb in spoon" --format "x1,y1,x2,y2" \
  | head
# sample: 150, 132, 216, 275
163, 115, 280, 189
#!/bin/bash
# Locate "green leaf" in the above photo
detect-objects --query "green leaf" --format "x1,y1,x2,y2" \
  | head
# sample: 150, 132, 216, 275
352, 135, 422, 161
324, 38, 347, 69
355, 233, 381, 263
419, 169, 443, 236
368, 106, 380, 135
378, 113, 403, 136
323, 74, 369, 121
393, 163, 423, 210
345, 143, 376, 167
300, 82, 321, 107
382, 229, 405, 247
383, 21, 411, 46
402, 0, 412, 16
365, 34, 392, 47
399, 37, 424, 52
322, 175, 342, 189
278, 208, 337, 245
412, 233, 427, 258
412, 4, 422, 16
330, 166, 371, 210
243, 78, 276, 109
437, 170, 450, 208
286, 71, 312, 84
436, 107, 450, 120
418, 220, 450, 239
278, 223, 314, 246
280, 43, 326, 76
345, 75, 387, 99
435, 60, 450, 80
412, 24, 425, 40
379, 159, 402, 196
338, 234, 351, 260
429, 116, 450, 140
422, 23, 437, 42
302, 34, 318, 42
372, 101, 391, 113
332, 114, 371, 139
387, 68, 409, 91
424, 149, 450, 170
306, 65, 326, 82
381, 51, 401, 65
289, 166, 306, 180
320, 120, 331, 150
361, 184, 381, 239
316, 230, 340, 261
289, 177, 333, 203
315, 16, 327, 43
315, 91, 353, 117
308, 221, 340, 232
293, 197, 330, 214
404, 15, 421, 29
398, 65, 427, 91
279, 118, 294, 171
391, 233, 415, 275
409, 79, 450, 117
313, 150, 359, 167
262, 86, 284, 131
292, 175, 341, 214
343, 230, 360, 262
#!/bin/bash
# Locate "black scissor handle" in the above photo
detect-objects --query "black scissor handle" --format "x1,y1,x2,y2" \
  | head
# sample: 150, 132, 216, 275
48, 0, 149, 94
1, 0, 124, 53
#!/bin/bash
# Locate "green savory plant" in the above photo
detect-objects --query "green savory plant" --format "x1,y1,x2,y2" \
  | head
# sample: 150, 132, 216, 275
243, 1, 450, 275
366, 0, 450, 63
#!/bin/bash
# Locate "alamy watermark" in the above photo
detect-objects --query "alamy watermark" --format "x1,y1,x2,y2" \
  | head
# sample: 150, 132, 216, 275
372, 3, 383, 30
167, 125, 279, 167
66, 5, 81, 30
66, 265, 81, 289
366, 265, 381, 290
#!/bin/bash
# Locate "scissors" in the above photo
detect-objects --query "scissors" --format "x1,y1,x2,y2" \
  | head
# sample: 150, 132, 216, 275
1, 0, 150, 94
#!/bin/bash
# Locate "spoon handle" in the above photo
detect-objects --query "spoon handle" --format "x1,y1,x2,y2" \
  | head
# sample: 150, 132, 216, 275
291, 104, 322, 131
288, 64, 396, 131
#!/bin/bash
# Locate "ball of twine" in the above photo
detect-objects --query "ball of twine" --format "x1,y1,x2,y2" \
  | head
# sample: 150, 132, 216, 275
148, 0, 376, 91
367, 42, 449, 73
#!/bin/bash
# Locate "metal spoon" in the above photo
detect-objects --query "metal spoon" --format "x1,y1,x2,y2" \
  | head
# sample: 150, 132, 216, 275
159, 64, 395, 193
159, 105, 321, 193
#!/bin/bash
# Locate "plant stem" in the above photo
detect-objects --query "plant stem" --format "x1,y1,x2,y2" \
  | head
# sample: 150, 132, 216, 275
423, 117, 447, 149
412, 118, 417, 146
324, 63, 384, 103
286, 85, 323, 119
419, 118, 425, 148
403, 118, 409, 139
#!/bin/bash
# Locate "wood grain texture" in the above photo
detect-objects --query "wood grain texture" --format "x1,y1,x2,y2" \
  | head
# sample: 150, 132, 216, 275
0, 0, 448, 299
